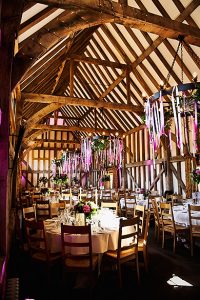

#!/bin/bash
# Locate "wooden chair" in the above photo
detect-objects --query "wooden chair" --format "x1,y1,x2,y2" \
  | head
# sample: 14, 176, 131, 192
22, 206, 36, 221
35, 199, 51, 221
134, 204, 146, 237
61, 223, 99, 289
19, 195, 31, 207
101, 201, 119, 215
50, 202, 65, 218
124, 195, 136, 218
101, 190, 113, 201
160, 202, 189, 253
59, 199, 68, 210
31, 193, 42, 204
151, 199, 162, 241
102, 216, 140, 288
24, 219, 61, 275
138, 209, 151, 272
171, 194, 183, 206
188, 204, 200, 256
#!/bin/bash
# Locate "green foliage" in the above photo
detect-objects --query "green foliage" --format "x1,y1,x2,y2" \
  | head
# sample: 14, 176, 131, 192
91, 136, 110, 151
101, 174, 110, 182
38, 176, 48, 186
74, 201, 98, 219
191, 169, 200, 184
52, 174, 68, 185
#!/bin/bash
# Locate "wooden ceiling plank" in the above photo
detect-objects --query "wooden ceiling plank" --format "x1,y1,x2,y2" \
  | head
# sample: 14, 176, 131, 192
87, 37, 142, 127
12, 0, 200, 91
54, 26, 99, 95
110, 23, 159, 94
95, 0, 199, 100
19, 7, 58, 36
21, 38, 69, 89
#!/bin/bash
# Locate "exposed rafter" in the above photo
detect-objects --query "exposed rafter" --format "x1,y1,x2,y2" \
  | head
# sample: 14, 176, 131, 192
32, 124, 124, 136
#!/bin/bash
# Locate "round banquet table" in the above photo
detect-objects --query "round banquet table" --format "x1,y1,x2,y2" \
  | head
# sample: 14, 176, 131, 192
44, 217, 133, 255
173, 200, 200, 227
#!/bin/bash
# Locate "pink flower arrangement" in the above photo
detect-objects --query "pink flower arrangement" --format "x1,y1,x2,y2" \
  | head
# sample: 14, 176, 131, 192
192, 168, 200, 184
74, 201, 98, 219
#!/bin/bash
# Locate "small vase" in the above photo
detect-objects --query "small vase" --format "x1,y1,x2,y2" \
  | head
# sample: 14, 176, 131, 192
75, 213, 85, 226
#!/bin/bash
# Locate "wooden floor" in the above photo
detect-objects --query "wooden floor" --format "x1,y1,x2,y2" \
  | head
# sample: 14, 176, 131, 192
6, 224, 200, 300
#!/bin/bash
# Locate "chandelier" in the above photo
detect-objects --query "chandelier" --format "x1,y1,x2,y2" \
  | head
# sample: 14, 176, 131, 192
144, 35, 200, 158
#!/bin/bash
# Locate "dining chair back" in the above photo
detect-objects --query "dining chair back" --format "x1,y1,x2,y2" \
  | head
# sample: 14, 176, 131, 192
102, 216, 140, 287
151, 199, 162, 241
35, 199, 51, 221
24, 219, 61, 269
124, 195, 136, 218
134, 204, 145, 237
50, 202, 65, 218
101, 201, 119, 215
60, 223, 99, 288
188, 204, 200, 256
160, 202, 189, 253
22, 206, 36, 221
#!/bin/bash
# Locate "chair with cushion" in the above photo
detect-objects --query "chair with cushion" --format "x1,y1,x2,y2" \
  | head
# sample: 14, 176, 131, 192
102, 216, 140, 288
160, 202, 189, 253
188, 204, 200, 256
61, 223, 99, 290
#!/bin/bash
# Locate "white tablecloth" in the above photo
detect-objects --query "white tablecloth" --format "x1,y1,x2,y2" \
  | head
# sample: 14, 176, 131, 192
44, 217, 133, 254
173, 200, 200, 226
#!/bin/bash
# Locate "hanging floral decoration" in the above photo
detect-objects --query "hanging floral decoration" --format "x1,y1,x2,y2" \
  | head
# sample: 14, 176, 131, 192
145, 84, 200, 159
91, 136, 110, 151
51, 150, 81, 185
38, 176, 48, 186
52, 173, 68, 185
81, 135, 123, 174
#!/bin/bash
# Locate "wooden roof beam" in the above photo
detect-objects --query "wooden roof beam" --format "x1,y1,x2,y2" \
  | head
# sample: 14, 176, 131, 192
32, 124, 124, 136
34, 0, 200, 46
22, 93, 144, 113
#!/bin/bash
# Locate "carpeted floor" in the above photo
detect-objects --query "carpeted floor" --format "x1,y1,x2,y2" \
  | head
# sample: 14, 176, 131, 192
6, 224, 200, 300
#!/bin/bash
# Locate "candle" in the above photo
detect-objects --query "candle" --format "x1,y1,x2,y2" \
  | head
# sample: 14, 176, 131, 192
95, 189, 98, 206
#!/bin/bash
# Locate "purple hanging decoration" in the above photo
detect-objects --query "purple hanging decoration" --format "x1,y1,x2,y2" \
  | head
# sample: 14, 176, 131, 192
0, 108, 2, 126
194, 101, 198, 154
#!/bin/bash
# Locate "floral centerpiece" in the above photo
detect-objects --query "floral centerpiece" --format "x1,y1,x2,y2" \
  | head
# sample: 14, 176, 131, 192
191, 168, 200, 184
73, 200, 98, 220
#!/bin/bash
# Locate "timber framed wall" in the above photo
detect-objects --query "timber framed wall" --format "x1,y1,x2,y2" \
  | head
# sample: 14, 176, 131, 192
124, 124, 196, 197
